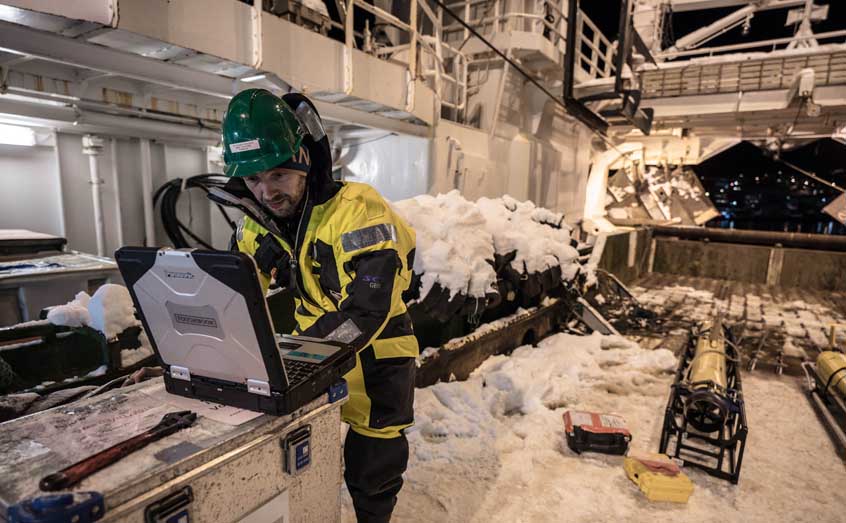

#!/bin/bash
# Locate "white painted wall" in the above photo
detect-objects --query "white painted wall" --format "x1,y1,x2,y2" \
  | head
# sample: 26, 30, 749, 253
428, 118, 594, 218
341, 134, 431, 202
205, 149, 240, 250
0, 132, 225, 256
113, 138, 147, 247
430, 61, 599, 218
0, 143, 64, 236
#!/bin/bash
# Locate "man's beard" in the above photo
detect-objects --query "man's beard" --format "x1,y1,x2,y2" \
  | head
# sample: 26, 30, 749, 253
264, 195, 298, 218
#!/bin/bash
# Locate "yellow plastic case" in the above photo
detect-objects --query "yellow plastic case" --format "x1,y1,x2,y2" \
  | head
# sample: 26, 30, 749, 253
624, 455, 694, 503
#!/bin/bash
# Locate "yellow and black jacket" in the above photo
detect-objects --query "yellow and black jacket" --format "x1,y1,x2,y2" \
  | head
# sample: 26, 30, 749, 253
210, 96, 418, 439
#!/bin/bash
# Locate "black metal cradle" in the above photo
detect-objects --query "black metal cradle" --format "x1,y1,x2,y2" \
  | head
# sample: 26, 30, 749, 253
659, 323, 749, 484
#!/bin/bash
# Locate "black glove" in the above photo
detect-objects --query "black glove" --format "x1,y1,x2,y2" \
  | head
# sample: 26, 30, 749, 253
254, 234, 292, 289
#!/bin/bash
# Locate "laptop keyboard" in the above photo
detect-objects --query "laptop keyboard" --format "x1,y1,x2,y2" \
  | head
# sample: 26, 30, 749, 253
283, 358, 320, 385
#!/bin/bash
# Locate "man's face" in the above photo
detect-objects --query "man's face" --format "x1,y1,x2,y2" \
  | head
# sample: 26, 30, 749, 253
244, 167, 307, 218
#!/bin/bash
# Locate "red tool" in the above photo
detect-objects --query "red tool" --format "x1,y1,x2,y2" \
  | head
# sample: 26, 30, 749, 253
39, 410, 197, 491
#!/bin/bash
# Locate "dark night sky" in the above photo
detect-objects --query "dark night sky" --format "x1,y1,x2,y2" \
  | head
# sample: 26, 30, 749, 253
692, 139, 846, 234
582, 0, 846, 51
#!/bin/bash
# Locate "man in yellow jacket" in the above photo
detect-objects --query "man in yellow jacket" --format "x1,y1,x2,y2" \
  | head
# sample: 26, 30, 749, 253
210, 89, 418, 523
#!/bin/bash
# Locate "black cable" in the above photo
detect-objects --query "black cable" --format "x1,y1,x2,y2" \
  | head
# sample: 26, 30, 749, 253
178, 222, 214, 249
154, 174, 233, 249
214, 203, 237, 229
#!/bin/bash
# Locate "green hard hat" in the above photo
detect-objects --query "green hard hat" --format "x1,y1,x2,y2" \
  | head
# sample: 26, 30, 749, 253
221, 89, 305, 178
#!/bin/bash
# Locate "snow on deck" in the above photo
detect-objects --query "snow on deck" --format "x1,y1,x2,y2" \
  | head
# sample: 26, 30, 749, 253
343, 331, 846, 522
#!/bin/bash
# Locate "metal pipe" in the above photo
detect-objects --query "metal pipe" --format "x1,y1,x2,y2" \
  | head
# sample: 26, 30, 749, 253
344, 0, 354, 95
139, 138, 156, 247
353, 0, 412, 31
88, 154, 105, 256
810, 389, 846, 452
250, 0, 262, 68
666, 4, 757, 53
667, 0, 804, 13
82, 135, 106, 257
0, 96, 220, 144
652, 225, 846, 252
778, 158, 844, 194
407, 0, 418, 112
109, 138, 124, 248
77, 111, 220, 143
656, 29, 846, 59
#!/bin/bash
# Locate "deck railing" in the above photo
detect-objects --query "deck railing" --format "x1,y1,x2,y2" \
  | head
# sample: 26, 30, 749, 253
440, 0, 616, 81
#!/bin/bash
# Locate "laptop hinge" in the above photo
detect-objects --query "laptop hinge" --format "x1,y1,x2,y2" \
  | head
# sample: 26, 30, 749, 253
170, 365, 191, 382
247, 379, 271, 397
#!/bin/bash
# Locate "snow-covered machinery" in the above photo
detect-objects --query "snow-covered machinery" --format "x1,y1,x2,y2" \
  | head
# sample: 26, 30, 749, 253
802, 350, 846, 460
659, 316, 748, 484
395, 192, 582, 348
0, 285, 156, 422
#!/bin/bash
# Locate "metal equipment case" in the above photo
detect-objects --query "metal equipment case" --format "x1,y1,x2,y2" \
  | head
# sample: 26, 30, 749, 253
0, 379, 346, 522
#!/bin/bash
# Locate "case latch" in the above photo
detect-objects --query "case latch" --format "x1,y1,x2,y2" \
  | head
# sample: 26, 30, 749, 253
247, 379, 271, 396
170, 366, 191, 382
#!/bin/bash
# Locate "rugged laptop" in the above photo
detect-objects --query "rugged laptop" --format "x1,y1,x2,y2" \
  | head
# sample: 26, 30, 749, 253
115, 247, 355, 415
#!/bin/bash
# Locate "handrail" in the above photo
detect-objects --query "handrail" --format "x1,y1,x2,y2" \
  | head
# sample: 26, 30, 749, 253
440, 1, 615, 80
327, 0, 614, 122
338, 0, 468, 113
354, 1, 412, 32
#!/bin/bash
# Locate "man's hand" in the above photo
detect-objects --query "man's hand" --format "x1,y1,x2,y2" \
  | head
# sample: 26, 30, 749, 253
254, 233, 292, 289
122, 366, 164, 386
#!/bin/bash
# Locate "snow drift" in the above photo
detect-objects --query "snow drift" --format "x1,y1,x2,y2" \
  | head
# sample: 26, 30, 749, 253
355, 331, 846, 523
